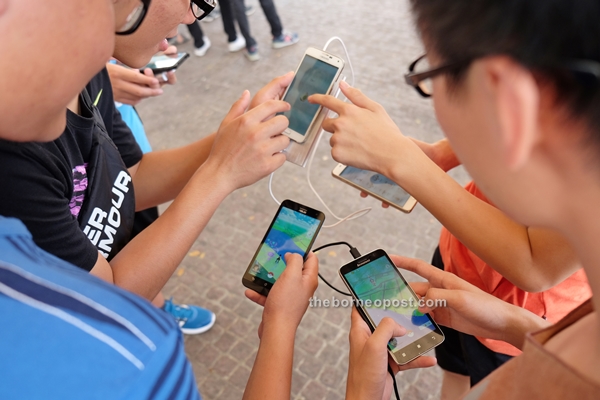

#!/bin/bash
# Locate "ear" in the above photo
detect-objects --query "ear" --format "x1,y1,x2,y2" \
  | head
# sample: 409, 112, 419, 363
482, 56, 540, 170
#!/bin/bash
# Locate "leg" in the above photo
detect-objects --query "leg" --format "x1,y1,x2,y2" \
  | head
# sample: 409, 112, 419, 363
186, 21, 205, 48
431, 247, 471, 400
219, 0, 238, 42
229, 0, 257, 49
257, 0, 283, 37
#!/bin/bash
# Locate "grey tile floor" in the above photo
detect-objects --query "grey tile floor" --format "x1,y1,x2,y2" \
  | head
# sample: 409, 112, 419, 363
138, 0, 469, 398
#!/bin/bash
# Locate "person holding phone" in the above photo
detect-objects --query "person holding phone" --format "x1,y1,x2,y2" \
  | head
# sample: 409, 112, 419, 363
0, 0, 295, 336
313, 0, 600, 398
310, 11, 590, 400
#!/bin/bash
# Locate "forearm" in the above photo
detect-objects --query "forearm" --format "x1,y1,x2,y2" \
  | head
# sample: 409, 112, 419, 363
503, 305, 551, 349
243, 323, 296, 400
410, 137, 461, 172
132, 133, 215, 210
109, 160, 231, 299
386, 140, 576, 291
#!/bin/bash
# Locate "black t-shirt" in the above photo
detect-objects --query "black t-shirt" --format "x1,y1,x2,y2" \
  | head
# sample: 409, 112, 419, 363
0, 68, 142, 271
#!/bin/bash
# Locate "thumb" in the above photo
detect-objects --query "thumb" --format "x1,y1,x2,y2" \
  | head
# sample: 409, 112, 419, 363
221, 90, 251, 127
339, 81, 379, 110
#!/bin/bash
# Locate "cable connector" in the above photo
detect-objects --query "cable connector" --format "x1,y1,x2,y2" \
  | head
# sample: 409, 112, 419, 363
349, 246, 362, 259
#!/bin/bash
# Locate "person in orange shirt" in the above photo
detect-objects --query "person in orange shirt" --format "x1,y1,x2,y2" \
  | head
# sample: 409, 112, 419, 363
311, 61, 592, 400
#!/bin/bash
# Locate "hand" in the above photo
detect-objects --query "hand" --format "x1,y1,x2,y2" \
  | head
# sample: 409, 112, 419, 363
107, 62, 164, 105
392, 255, 550, 349
346, 308, 437, 400
249, 72, 295, 110
142, 45, 179, 87
206, 90, 290, 191
309, 81, 415, 177
245, 252, 318, 339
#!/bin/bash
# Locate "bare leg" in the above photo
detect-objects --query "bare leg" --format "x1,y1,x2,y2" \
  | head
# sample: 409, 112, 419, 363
440, 370, 470, 400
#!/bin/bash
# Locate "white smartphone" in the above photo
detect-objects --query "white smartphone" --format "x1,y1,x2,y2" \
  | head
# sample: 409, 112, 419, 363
332, 163, 418, 213
279, 47, 344, 143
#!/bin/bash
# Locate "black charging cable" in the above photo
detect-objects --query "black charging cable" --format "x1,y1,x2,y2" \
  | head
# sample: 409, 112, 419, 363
313, 241, 401, 400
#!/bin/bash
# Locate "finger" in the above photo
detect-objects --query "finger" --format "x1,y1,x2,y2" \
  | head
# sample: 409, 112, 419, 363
389, 254, 445, 286
257, 114, 290, 141
371, 317, 407, 346
321, 116, 338, 134
263, 132, 291, 155
164, 45, 178, 55
221, 90, 252, 127
120, 81, 163, 100
245, 289, 267, 307
409, 281, 431, 297
396, 355, 437, 371
382, 202, 390, 209
349, 307, 372, 345
165, 70, 177, 85
125, 69, 159, 87
281, 252, 304, 280
250, 71, 295, 108
360, 191, 368, 198
301, 252, 319, 289
245, 99, 291, 125
418, 287, 461, 314
338, 81, 381, 111
308, 94, 348, 115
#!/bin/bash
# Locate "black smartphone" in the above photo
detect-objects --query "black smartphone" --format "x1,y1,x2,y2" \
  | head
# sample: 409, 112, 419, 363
339, 249, 444, 364
242, 199, 325, 296
140, 52, 190, 74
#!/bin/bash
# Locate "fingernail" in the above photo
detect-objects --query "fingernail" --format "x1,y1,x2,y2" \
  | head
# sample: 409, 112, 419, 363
241, 89, 249, 99
340, 80, 349, 89
157, 89, 163, 95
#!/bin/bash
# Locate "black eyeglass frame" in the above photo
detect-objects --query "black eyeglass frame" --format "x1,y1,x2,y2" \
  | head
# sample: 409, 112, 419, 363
191, 0, 217, 21
404, 54, 470, 98
405, 54, 600, 98
116, 0, 151, 36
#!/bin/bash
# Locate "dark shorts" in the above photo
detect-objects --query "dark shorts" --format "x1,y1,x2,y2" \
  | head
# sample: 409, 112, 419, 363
431, 247, 513, 386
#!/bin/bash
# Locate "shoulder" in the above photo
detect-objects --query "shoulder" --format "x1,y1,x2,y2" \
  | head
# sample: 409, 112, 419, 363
0, 220, 199, 399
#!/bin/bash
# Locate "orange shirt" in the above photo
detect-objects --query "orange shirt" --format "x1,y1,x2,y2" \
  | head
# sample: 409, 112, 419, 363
439, 181, 591, 356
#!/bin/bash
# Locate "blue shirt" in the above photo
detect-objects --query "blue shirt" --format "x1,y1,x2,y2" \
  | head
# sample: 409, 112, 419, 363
0, 217, 200, 400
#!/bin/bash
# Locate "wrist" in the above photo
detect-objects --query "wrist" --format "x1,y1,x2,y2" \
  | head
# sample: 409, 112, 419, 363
260, 318, 298, 341
504, 307, 550, 349
193, 160, 237, 197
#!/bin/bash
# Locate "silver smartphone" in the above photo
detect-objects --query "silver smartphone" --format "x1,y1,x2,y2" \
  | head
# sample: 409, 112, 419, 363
279, 47, 344, 143
332, 163, 417, 213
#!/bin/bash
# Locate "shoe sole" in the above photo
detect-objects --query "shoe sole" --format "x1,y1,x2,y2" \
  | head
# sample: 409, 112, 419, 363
180, 314, 216, 335
272, 39, 299, 49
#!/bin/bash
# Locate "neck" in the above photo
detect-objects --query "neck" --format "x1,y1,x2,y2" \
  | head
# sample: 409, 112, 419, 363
67, 95, 80, 115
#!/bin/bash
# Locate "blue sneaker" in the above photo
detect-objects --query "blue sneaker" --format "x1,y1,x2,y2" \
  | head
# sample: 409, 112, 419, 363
245, 45, 260, 61
272, 31, 299, 49
162, 298, 216, 335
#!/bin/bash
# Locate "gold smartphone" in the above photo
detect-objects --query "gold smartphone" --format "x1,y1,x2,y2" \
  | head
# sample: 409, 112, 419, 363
279, 47, 345, 143
331, 164, 417, 213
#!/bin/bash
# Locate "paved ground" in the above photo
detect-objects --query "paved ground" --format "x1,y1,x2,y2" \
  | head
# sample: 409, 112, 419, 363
138, 0, 469, 398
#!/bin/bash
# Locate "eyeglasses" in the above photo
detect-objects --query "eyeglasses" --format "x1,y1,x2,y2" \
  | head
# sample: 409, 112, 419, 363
404, 54, 469, 98
191, 0, 217, 20
116, 0, 151, 35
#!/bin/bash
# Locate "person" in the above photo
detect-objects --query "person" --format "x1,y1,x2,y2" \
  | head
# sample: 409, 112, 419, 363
312, 0, 600, 398
228, 0, 299, 61
310, 8, 590, 400
185, 0, 246, 57
0, 0, 200, 398
0, 0, 294, 336
106, 50, 215, 334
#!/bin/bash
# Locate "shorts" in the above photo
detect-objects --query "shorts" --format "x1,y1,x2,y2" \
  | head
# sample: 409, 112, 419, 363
431, 246, 513, 386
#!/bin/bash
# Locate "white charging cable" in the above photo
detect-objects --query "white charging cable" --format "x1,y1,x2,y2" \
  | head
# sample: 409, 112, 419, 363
268, 37, 371, 228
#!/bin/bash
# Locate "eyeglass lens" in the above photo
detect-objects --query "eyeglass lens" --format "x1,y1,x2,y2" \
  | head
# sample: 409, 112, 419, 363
117, 3, 145, 33
413, 57, 434, 96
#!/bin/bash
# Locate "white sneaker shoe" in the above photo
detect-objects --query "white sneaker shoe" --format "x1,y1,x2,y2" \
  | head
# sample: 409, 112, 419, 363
193, 36, 211, 57
228, 36, 246, 52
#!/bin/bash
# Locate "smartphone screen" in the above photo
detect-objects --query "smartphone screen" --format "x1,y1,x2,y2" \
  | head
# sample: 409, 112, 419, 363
243, 200, 325, 295
339, 166, 411, 208
144, 53, 187, 71
342, 253, 439, 353
280, 55, 340, 136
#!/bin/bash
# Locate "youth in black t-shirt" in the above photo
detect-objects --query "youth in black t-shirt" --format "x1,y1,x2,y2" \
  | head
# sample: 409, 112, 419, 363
0, 68, 142, 271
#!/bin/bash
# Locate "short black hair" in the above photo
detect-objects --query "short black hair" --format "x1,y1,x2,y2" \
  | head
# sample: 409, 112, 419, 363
410, 0, 600, 137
